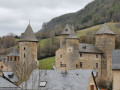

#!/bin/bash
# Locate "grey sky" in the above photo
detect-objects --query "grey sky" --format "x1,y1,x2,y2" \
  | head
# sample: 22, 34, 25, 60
0, 0, 93, 36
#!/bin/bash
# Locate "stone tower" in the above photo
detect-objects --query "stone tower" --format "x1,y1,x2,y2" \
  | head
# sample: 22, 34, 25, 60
56, 24, 79, 72
19, 24, 38, 63
95, 23, 115, 81
60, 23, 73, 48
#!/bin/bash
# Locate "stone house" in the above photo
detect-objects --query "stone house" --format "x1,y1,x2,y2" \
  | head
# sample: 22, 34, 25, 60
112, 50, 120, 90
20, 69, 98, 90
55, 23, 115, 81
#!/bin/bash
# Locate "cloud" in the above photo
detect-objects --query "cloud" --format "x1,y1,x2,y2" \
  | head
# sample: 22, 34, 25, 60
0, 0, 93, 36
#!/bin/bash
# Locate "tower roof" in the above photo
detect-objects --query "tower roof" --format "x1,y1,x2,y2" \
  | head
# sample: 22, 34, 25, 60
19, 24, 38, 42
61, 24, 76, 35
7, 48, 19, 57
95, 23, 115, 35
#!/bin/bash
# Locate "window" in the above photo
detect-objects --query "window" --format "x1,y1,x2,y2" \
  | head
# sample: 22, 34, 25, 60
69, 49, 71, 51
60, 55, 62, 58
39, 81, 47, 87
15, 57, 17, 61
80, 62, 82, 68
76, 64, 78, 68
10, 57, 12, 61
1, 66, 3, 68
90, 85, 94, 90
96, 54, 98, 58
24, 47, 26, 50
96, 63, 98, 68
60, 62, 66, 67
24, 53, 26, 58
80, 53, 82, 57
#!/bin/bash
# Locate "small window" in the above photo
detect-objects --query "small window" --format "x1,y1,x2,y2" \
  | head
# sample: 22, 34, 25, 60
65, 29, 68, 31
80, 53, 82, 57
69, 49, 71, 51
39, 81, 47, 87
90, 85, 94, 90
76, 64, 78, 68
24, 47, 26, 50
10, 57, 12, 61
1, 66, 3, 68
24, 53, 26, 58
60, 63, 66, 67
60, 55, 62, 58
80, 62, 82, 68
15, 57, 17, 61
96, 54, 98, 58
96, 63, 98, 69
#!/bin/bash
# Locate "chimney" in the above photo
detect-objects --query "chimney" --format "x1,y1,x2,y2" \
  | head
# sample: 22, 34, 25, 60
61, 68, 67, 74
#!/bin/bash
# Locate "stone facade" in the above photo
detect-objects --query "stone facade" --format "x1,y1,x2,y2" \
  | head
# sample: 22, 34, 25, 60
19, 42, 37, 62
95, 34, 115, 81
56, 23, 115, 81
112, 70, 120, 90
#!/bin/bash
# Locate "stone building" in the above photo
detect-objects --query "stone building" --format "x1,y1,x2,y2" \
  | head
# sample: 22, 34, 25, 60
112, 50, 120, 90
55, 23, 115, 81
21, 69, 98, 90
7, 48, 19, 62
19, 24, 38, 63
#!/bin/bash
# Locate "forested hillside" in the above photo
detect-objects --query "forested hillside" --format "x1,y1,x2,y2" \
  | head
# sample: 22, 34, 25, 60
36, 0, 120, 38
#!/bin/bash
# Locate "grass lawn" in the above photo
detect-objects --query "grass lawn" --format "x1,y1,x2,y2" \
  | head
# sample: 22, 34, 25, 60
39, 56, 55, 69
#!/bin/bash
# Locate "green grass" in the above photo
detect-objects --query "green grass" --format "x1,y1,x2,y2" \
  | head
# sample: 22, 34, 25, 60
39, 56, 55, 69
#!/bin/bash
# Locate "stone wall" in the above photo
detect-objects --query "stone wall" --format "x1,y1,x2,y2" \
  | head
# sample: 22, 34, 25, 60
19, 42, 37, 62
95, 34, 115, 81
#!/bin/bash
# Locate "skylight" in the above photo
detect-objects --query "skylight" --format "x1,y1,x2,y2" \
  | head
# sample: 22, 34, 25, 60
39, 81, 47, 87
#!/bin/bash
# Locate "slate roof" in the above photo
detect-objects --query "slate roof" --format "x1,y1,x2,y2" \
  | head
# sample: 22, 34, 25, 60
112, 50, 120, 70
95, 23, 115, 35
3, 72, 19, 83
7, 48, 19, 57
79, 43, 102, 54
20, 69, 95, 90
0, 76, 20, 90
61, 24, 76, 35
19, 24, 38, 42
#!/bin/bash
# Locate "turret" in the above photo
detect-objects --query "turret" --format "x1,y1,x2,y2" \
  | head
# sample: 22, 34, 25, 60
60, 23, 73, 48
19, 24, 38, 63
95, 23, 115, 81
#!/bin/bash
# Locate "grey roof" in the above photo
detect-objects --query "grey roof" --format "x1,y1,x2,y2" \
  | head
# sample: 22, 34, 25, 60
19, 24, 38, 42
0, 76, 20, 89
7, 48, 19, 57
3, 72, 19, 83
61, 24, 76, 35
79, 43, 102, 54
95, 23, 115, 35
112, 50, 120, 70
20, 69, 95, 90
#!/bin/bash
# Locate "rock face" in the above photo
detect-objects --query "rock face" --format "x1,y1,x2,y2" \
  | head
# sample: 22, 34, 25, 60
56, 23, 115, 81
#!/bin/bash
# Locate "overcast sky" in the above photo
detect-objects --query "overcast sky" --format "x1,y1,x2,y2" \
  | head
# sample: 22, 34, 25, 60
0, 0, 93, 36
